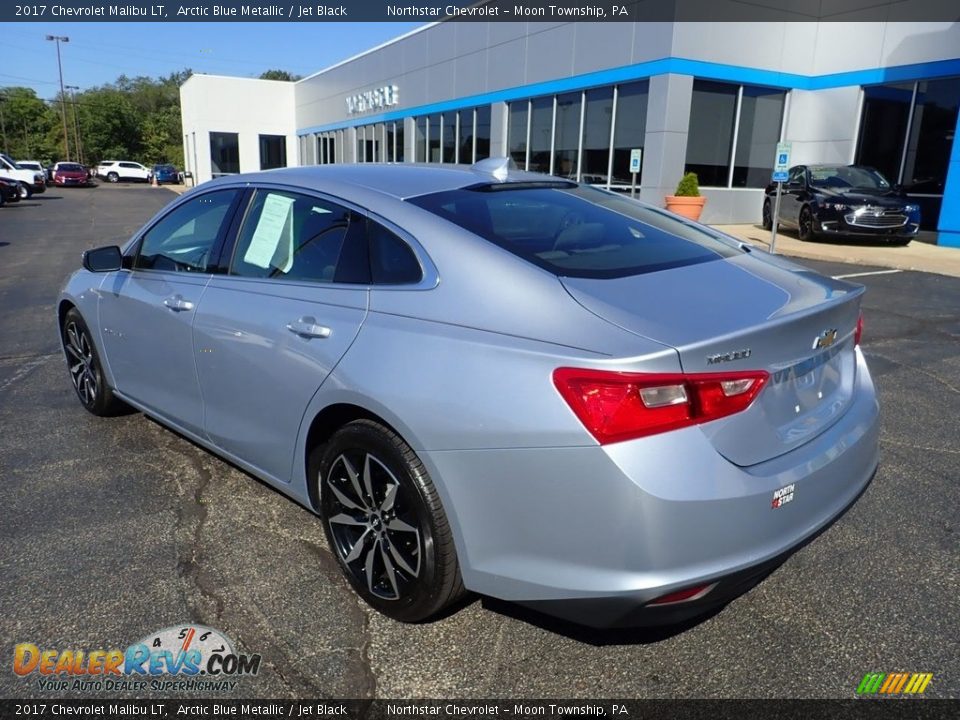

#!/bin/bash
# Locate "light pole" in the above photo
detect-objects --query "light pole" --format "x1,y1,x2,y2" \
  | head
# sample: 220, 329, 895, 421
46, 34, 71, 161
66, 85, 83, 165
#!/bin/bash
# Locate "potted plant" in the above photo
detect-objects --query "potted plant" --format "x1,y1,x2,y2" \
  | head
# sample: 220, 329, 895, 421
665, 172, 706, 221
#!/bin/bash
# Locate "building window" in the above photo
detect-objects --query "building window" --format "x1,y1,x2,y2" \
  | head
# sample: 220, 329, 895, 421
441, 113, 456, 163
582, 87, 614, 184
856, 83, 913, 185
427, 115, 441, 162
553, 92, 581, 180
210, 132, 239, 177
458, 108, 474, 163
396, 121, 405, 163
259, 134, 286, 170
508, 101, 529, 169
732, 87, 786, 188
686, 80, 785, 188
529, 96, 553, 174
904, 78, 960, 195
475, 106, 491, 162
611, 81, 648, 187
857, 77, 960, 228
685, 81, 739, 187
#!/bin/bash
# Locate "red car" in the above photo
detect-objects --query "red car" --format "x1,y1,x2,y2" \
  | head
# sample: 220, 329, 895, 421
52, 162, 92, 187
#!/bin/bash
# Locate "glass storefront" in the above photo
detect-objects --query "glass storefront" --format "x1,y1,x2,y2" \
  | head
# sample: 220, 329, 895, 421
857, 77, 960, 228
686, 80, 785, 188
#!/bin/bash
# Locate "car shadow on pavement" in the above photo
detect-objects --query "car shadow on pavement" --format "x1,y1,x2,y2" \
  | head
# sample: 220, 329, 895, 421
479, 596, 729, 646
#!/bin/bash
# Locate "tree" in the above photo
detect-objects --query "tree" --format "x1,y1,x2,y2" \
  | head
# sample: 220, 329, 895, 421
0, 87, 60, 161
259, 69, 300, 81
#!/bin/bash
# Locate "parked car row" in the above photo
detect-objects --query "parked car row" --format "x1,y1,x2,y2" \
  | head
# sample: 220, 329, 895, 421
94, 160, 183, 185
0, 153, 47, 200
0, 155, 184, 206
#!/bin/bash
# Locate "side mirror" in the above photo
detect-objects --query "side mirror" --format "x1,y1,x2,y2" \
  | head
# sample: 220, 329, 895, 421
82, 245, 123, 273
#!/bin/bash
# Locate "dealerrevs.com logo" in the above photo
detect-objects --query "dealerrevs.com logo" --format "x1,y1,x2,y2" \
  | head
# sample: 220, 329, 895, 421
13, 625, 261, 693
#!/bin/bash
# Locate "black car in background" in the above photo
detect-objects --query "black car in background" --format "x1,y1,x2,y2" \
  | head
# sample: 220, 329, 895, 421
0, 176, 21, 206
762, 164, 920, 245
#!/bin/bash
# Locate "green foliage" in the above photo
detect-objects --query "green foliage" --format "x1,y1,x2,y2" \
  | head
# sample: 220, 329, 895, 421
1, 68, 191, 167
674, 172, 701, 197
259, 69, 300, 81
0, 87, 61, 161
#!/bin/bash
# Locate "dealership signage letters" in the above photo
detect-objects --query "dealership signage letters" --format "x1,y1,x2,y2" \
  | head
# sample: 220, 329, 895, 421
346, 85, 399, 115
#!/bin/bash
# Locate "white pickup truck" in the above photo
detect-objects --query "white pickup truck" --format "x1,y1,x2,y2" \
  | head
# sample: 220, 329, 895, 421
0, 153, 46, 198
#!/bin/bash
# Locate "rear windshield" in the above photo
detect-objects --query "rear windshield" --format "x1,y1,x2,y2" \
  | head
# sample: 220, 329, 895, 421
58, 163, 84, 172
407, 184, 739, 279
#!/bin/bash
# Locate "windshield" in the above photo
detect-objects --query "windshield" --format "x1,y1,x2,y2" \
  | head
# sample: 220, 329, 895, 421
408, 184, 739, 279
156, 164, 175, 171
808, 165, 892, 191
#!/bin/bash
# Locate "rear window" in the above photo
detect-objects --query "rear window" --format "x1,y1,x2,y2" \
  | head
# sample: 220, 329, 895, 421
407, 184, 739, 279
58, 163, 84, 172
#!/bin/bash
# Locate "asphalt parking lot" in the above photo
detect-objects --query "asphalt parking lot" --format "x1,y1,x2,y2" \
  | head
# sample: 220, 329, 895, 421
1, 184, 957, 700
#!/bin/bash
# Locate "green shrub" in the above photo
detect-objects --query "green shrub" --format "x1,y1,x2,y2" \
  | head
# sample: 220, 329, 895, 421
674, 172, 701, 197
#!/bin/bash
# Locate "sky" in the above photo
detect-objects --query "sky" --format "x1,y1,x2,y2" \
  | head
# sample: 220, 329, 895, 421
0, 21, 424, 99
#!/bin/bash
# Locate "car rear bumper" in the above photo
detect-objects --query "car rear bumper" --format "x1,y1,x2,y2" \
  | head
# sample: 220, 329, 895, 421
423, 348, 879, 627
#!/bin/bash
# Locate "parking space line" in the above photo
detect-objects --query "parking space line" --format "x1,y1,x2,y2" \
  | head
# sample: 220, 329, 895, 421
832, 269, 903, 279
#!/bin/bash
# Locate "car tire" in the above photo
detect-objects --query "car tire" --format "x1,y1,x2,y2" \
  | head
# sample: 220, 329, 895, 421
107, 172, 119, 183
61, 308, 125, 417
761, 200, 773, 230
798, 206, 817, 241
18, 183, 32, 200
314, 419, 465, 622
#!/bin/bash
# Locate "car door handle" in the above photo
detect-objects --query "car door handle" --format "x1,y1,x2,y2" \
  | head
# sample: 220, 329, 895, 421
162, 294, 195, 312
286, 317, 331, 339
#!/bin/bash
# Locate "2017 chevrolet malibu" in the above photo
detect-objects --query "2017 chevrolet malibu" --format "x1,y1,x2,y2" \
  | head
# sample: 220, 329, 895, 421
59, 160, 879, 627
763, 164, 920, 245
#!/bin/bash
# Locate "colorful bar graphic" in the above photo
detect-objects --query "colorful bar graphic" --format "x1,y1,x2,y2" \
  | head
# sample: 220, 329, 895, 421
857, 672, 933, 695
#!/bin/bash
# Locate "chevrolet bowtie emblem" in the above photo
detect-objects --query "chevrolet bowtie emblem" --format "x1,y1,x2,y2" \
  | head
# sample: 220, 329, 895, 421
813, 328, 838, 349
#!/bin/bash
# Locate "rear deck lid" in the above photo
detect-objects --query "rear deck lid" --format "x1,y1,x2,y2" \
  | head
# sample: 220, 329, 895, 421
562, 252, 863, 466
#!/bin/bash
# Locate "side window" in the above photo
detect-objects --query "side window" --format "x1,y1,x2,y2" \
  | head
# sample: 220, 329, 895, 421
788, 166, 805, 186
231, 189, 353, 283
134, 190, 238, 272
369, 220, 422, 285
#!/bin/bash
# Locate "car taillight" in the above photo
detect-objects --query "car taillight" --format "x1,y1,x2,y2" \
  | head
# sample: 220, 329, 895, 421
553, 367, 769, 444
854, 311, 863, 346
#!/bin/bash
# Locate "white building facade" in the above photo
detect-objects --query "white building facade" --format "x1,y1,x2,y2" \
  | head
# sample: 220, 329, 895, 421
180, 20, 960, 245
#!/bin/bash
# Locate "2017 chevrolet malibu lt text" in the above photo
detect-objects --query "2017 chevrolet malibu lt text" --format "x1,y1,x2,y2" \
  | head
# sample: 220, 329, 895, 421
59, 160, 879, 627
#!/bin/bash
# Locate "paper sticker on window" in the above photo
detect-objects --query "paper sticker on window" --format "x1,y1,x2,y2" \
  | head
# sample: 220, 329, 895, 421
243, 193, 296, 272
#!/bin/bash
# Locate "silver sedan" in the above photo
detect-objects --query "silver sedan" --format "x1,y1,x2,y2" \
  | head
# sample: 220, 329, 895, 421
58, 159, 879, 627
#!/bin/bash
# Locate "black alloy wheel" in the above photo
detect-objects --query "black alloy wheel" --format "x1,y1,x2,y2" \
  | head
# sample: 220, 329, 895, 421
761, 200, 773, 230
315, 420, 464, 622
798, 206, 816, 241
61, 308, 124, 416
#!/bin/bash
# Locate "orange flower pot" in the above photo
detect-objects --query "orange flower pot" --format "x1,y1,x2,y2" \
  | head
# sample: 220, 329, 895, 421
664, 195, 706, 221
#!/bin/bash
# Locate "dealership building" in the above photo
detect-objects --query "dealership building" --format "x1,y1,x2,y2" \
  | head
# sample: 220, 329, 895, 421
180, 20, 960, 246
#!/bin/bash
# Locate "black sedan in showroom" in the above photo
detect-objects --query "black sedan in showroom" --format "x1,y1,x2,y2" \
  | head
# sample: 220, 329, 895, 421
762, 164, 920, 245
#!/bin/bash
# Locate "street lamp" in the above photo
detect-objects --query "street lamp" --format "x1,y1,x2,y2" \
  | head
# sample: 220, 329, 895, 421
46, 34, 71, 161
66, 85, 83, 165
